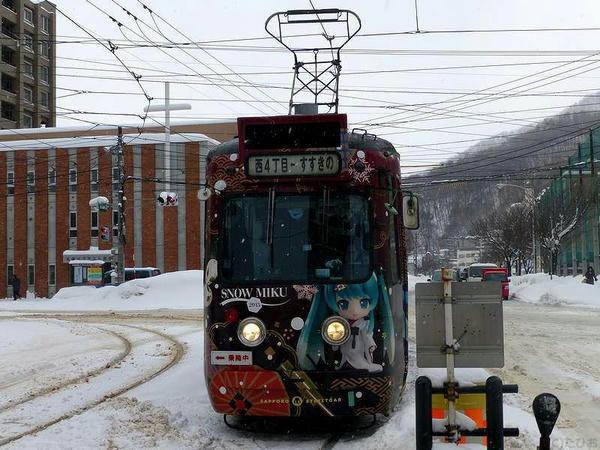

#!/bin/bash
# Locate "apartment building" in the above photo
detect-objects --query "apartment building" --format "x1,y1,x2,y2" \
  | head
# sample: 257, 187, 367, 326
1, 0, 55, 129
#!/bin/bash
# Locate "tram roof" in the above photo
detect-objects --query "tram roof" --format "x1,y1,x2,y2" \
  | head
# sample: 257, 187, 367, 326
208, 131, 397, 162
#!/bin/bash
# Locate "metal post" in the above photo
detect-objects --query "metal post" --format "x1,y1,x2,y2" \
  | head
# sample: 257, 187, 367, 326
164, 81, 170, 191
442, 267, 458, 442
116, 126, 125, 284
486, 376, 504, 450
415, 376, 433, 450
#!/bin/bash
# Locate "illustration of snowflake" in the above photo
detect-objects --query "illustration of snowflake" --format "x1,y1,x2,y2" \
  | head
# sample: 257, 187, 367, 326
348, 159, 374, 183
293, 285, 317, 300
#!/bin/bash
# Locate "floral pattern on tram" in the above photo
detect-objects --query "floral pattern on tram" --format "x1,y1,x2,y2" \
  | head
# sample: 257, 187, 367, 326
296, 271, 395, 372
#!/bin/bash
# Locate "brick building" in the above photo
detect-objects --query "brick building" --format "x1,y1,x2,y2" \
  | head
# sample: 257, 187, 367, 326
0, 120, 236, 297
1, 0, 56, 128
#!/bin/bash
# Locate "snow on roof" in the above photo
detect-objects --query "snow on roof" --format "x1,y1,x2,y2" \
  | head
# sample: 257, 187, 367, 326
0, 132, 219, 152
0, 119, 235, 138
63, 248, 113, 263
68, 260, 106, 266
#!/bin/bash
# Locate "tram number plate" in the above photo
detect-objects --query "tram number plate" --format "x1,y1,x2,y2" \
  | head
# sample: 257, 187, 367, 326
211, 351, 253, 365
248, 153, 340, 177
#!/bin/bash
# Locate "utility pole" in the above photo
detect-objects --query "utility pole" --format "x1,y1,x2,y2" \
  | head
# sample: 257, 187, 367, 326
590, 129, 599, 272
115, 126, 126, 284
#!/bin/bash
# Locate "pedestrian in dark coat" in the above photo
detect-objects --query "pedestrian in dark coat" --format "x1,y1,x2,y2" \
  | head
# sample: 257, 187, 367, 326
584, 266, 597, 285
11, 274, 21, 300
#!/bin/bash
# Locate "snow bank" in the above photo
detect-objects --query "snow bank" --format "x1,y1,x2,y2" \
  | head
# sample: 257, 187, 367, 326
408, 274, 430, 292
0, 270, 203, 311
511, 273, 600, 308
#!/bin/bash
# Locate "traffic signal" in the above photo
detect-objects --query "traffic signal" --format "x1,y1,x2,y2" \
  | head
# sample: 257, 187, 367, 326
101, 226, 110, 242
157, 191, 178, 206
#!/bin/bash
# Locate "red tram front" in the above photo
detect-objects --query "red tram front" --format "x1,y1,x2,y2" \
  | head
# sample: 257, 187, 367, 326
203, 113, 416, 418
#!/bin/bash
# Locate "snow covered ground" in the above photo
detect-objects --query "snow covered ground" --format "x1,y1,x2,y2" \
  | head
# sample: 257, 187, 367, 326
510, 273, 600, 308
0, 272, 597, 449
0, 270, 203, 311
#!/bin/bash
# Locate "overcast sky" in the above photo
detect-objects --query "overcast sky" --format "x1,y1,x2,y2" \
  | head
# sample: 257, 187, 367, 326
53, 0, 600, 174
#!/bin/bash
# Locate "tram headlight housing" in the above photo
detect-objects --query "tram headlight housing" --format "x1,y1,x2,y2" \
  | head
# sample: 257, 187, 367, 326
237, 317, 266, 347
321, 316, 350, 346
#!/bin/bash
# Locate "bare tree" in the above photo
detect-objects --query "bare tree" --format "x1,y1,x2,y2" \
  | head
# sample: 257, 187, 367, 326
471, 210, 515, 273
507, 203, 533, 275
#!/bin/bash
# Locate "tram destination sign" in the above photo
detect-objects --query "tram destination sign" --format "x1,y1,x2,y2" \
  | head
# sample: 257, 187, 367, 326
247, 152, 340, 177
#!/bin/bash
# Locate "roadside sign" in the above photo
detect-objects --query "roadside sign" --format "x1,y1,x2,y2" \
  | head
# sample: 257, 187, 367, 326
88, 267, 103, 285
415, 281, 504, 368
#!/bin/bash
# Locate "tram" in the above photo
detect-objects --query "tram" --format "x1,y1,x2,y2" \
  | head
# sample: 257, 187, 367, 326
203, 112, 419, 419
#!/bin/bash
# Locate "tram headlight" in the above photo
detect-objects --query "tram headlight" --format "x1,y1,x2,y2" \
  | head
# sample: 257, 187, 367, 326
237, 318, 266, 347
321, 316, 350, 346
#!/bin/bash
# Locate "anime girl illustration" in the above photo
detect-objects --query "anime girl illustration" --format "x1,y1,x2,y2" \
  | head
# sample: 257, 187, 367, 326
296, 271, 394, 372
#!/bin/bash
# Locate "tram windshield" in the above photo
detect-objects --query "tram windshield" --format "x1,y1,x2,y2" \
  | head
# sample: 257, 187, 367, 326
221, 193, 371, 283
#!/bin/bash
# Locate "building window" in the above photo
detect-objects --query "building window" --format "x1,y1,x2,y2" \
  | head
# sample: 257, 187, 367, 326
91, 211, 98, 237
24, 59, 33, 77
23, 112, 33, 128
91, 168, 98, 192
113, 210, 119, 237
24, 7, 33, 24
7, 265, 13, 285
39, 41, 49, 58
49, 264, 55, 285
69, 168, 77, 192
41, 15, 50, 34
27, 170, 34, 193
2, 0, 15, 13
7, 170, 14, 195
48, 168, 55, 192
70, 212, 77, 238
40, 91, 48, 108
40, 66, 49, 83
28, 265, 34, 285
23, 34, 33, 51
24, 86, 32, 103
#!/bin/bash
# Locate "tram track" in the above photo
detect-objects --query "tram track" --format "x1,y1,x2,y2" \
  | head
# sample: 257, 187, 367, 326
0, 325, 132, 414
0, 317, 186, 447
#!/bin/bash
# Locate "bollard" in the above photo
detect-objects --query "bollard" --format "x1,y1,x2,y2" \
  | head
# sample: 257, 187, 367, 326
486, 376, 504, 450
415, 376, 433, 450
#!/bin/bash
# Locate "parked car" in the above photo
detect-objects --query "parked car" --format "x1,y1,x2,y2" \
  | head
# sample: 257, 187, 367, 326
467, 263, 498, 282
481, 267, 509, 300
102, 267, 161, 285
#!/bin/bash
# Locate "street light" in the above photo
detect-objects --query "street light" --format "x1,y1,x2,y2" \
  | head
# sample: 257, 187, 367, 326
143, 81, 192, 190
496, 183, 537, 273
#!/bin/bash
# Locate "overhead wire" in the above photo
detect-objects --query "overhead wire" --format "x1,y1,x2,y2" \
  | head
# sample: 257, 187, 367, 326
134, 0, 285, 115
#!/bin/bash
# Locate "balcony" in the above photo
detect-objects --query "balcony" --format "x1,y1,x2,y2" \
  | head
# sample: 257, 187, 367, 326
1, 73, 16, 95
1, 45, 15, 67
1, 100, 15, 122
1, 18, 16, 40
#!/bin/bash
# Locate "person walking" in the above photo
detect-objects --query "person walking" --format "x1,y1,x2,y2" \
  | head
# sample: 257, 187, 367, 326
11, 274, 21, 300
584, 266, 597, 285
